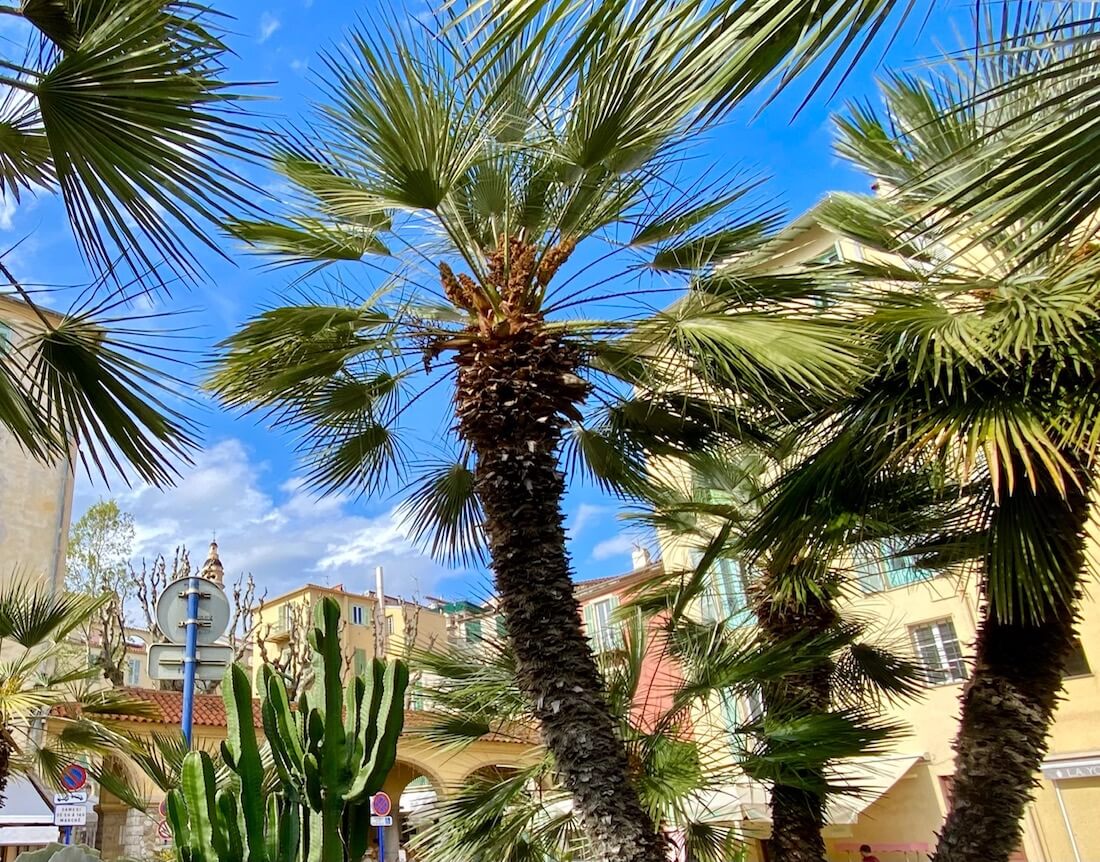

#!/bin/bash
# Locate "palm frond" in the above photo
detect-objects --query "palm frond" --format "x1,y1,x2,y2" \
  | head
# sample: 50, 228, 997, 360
398, 457, 487, 567
26, 0, 259, 280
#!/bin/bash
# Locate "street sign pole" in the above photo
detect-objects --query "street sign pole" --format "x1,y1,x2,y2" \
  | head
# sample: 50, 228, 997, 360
62, 827, 71, 845
181, 576, 200, 747
378, 825, 384, 862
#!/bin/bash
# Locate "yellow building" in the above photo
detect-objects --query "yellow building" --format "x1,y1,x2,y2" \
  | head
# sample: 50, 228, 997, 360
656, 206, 1100, 862
252, 581, 450, 690
0, 294, 75, 591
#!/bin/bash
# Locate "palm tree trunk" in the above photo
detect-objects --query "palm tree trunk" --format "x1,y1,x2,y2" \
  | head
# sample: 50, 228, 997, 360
933, 465, 1089, 862
752, 566, 837, 862
455, 329, 666, 862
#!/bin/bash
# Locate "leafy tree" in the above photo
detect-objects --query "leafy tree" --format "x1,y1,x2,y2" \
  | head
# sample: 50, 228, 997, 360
738, 32, 1100, 860
0, 0, 255, 484
67, 500, 136, 684
208, 7, 859, 860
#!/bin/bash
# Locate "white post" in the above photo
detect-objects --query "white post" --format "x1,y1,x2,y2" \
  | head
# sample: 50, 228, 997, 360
1052, 780, 1082, 862
375, 566, 388, 657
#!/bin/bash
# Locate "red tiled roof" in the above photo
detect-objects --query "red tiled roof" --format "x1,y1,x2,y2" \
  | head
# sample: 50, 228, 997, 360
106, 687, 265, 727
63, 687, 539, 745
575, 562, 664, 600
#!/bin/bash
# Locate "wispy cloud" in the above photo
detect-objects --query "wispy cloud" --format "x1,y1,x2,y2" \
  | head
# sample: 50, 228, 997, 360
290, 58, 309, 73
591, 532, 635, 563
569, 502, 611, 539
0, 194, 16, 231
75, 438, 458, 600
258, 12, 281, 43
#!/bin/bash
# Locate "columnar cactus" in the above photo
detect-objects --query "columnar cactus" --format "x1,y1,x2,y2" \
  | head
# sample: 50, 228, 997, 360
165, 598, 408, 862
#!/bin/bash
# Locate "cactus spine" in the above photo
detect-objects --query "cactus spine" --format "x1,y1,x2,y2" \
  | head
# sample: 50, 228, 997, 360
166, 597, 408, 862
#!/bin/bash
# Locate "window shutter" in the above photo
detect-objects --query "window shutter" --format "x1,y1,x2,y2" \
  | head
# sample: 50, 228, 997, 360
607, 594, 622, 648
583, 602, 598, 647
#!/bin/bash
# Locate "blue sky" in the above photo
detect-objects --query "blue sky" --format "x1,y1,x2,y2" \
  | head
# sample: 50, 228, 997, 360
5, 0, 971, 603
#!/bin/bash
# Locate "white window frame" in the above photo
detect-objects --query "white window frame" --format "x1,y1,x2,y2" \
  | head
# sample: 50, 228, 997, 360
351, 605, 365, 626
910, 618, 967, 685
126, 657, 142, 686
590, 598, 619, 652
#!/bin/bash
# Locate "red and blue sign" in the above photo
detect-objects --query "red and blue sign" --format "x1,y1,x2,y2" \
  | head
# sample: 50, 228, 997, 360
370, 792, 391, 817
61, 764, 88, 792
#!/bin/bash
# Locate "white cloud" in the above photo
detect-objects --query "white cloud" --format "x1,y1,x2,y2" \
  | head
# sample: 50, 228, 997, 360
0, 193, 17, 230
591, 532, 635, 562
74, 438, 455, 601
290, 59, 309, 73
568, 502, 610, 538
258, 12, 281, 43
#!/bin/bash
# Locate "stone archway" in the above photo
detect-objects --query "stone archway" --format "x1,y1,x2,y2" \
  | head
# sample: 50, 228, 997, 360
375, 761, 446, 862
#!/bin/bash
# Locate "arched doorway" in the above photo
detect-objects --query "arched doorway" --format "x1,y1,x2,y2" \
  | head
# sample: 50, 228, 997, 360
375, 761, 445, 862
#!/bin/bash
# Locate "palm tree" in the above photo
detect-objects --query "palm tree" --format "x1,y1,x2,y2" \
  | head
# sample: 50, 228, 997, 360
207, 8, 859, 860
0, 577, 155, 800
738, 38, 1100, 860
636, 443, 928, 861
0, 0, 255, 483
409, 616, 739, 862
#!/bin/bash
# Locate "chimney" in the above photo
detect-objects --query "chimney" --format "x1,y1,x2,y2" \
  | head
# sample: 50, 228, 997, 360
631, 544, 652, 570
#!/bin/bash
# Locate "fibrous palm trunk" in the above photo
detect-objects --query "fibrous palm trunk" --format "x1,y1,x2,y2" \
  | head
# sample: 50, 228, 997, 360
454, 325, 666, 862
932, 463, 1089, 862
752, 567, 837, 862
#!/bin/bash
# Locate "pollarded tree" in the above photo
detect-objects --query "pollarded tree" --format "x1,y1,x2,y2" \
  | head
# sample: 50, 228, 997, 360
207, 8, 858, 861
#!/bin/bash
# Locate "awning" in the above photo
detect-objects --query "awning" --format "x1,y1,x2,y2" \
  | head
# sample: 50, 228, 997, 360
826, 754, 924, 825
683, 754, 924, 827
0, 775, 57, 846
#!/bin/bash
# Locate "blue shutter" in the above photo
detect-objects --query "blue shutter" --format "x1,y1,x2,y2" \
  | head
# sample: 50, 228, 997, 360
715, 558, 752, 627
718, 690, 740, 754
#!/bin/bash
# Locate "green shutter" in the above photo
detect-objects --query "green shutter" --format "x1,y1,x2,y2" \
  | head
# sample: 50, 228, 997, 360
606, 595, 622, 649
583, 603, 597, 647
495, 615, 508, 638
466, 619, 483, 643
353, 649, 366, 676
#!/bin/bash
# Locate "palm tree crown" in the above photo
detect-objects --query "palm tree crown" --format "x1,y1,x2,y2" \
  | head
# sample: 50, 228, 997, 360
208, 8, 859, 861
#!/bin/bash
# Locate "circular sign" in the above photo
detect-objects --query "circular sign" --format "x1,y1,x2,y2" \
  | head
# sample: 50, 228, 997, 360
158, 820, 172, 842
158, 799, 169, 818
156, 577, 231, 646
61, 764, 87, 792
370, 792, 391, 817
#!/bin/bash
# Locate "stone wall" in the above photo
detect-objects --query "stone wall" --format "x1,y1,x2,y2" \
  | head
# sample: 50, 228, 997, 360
98, 806, 169, 861
0, 300, 75, 592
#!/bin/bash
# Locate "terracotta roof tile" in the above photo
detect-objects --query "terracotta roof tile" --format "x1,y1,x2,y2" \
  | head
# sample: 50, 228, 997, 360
61, 687, 539, 745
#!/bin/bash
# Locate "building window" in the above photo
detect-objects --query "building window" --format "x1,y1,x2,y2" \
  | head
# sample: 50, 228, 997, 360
854, 541, 930, 593
1064, 639, 1091, 678
465, 619, 483, 643
351, 605, 364, 625
910, 619, 967, 685
710, 558, 753, 627
387, 616, 395, 635
586, 596, 621, 652
0, 320, 12, 354
354, 649, 367, 676
126, 657, 141, 686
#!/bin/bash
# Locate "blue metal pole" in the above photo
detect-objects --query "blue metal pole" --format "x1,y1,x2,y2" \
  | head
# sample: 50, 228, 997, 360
62, 827, 71, 845
378, 825, 384, 862
181, 576, 200, 748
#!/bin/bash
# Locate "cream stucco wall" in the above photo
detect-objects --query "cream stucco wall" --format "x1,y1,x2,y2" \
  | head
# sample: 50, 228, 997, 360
0, 298, 75, 592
